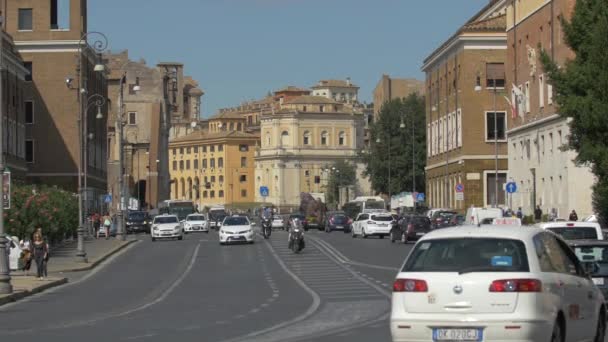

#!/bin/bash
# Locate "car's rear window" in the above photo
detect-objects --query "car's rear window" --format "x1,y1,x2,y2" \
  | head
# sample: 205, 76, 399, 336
371, 215, 393, 222
547, 227, 598, 240
154, 216, 178, 224
403, 238, 529, 273
332, 215, 348, 222
409, 217, 430, 225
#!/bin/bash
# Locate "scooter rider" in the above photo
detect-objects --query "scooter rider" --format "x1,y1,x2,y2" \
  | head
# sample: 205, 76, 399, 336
288, 217, 305, 248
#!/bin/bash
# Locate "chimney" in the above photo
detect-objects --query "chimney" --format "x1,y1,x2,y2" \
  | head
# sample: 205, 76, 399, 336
346, 77, 351, 86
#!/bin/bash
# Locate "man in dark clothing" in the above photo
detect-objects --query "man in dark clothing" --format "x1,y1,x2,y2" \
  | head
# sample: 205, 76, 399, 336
516, 207, 523, 219
569, 210, 579, 221
534, 205, 543, 222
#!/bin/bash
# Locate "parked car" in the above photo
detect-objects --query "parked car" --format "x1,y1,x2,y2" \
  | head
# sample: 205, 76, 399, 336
568, 239, 608, 305
126, 211, 151, 234
449, 214, 466, 226
286, 214, 307, 231
324, 211, 352, 233
539, 221, 604, 240
390, 215, 432, 244
390, 225, 606, 342
430, 210, 457, 229
306, 215, 322, 230
464, 207, 503, 225
183, 213, 208, 233
151, 215, 183, 242
352, 212, 394, 239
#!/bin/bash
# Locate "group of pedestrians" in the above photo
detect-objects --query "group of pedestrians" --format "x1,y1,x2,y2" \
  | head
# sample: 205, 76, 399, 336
508, 205, 579, 222
91, 212, 113, 239
18, 227, 50, 280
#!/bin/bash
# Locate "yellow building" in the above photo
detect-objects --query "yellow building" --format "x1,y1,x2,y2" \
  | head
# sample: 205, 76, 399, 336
255, 96, 366, 208
169, 118, 259, 209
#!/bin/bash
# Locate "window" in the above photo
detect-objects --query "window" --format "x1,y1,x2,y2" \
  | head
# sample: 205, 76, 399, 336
25, 140, 34, 163
18, 9, 33, 31
172, 161, 177, 171
172, 148, 176, 155
202, 145, 207, 153
303, 131, 310, 145
525, 82, 530, 113
485, 112, 506, 141
202, 159, 207, 168
203, 191, 208, 198
219, 190, 224, 198
239, 144, 248, 152
50, 0, 70, 30
194, 159, 199, 169
179, 160, 184, 170
486, 172, 507, 206
210, 145, 215, 152
237, 123, 242, 131
314, 176, 320, 184
549, 133, 553, 153
558, 130, 562, 148
180, 147, 184, 154
186, 147, 191, 154
281, 131, 289, 146
210, 159, 215, 168
241, 157, 247, 167
25, 101, 34, 124
548, 83, 553, 104
240, 175, 247, 183
534, 233, 579, 275
186, 160, 190, 170
541, 135, 545, 155
24, 62, 32, 82
539, 74, 545, 108
128, 112, 137, 125
241, 190, 247, 197
321, 131, 328, 145
302, 106, 307, 112
319, 105, 325, 112
210, 176, 216, 183
485, 63, 505, 88
247, 116, 252, 125
218, 157, 223, 168
305, 170, 310, 177
219, 175, 224, 183
210, 191, 215, 198
338, 132, 345, 146
218, 145, 223, 152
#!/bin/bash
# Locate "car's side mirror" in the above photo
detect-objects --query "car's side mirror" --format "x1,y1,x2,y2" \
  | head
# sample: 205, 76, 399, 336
583, 261, 600, 276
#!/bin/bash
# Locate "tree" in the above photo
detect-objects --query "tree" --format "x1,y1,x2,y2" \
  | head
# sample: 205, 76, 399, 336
362, 94, 426, 196
540, 0, 608, 224
325, 159, 357, 207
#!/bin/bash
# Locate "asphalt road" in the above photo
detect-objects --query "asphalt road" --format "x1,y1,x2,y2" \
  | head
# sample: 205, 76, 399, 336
0, 227, 414, 342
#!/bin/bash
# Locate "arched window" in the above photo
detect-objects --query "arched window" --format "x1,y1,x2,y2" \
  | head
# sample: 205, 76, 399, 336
210, 158, 215, 168
321, 131, 328, 145
281, 131, 289, 146
218, 157, 224, 168
237, 123, 242, 131
338, 131, 345, 146
303, 131, 310, 145
180, 178, 185, 199
229, 122, 234, 131
219, 190, 224, 198
187, 178, 193, 199
203, 191, 208, 198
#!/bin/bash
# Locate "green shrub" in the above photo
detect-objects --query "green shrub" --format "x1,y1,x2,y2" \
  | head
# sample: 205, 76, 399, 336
522, 215, 535, 225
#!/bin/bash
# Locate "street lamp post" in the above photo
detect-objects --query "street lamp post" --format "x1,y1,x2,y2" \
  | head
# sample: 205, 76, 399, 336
76, 31, 108, 263
0, 12, 12, 295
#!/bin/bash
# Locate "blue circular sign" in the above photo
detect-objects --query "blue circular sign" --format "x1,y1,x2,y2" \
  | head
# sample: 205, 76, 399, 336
506, 182, 517, 194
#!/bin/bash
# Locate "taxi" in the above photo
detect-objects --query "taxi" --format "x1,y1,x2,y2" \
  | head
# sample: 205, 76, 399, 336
390, 225, 606, 342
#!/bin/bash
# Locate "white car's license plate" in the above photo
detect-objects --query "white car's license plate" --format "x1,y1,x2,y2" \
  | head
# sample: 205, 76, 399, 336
593, 277, 605, 285
433, 328, 482, 341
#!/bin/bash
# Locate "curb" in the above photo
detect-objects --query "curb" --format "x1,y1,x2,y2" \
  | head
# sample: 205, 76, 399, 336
0, 277, 68, 307
52, 239, 137, 273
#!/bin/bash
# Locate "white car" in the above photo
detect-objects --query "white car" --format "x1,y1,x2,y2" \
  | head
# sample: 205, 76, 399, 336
183, 214, 208, 233
538, 221, 604, 240
151, 215, 183, 241
390, 225, 606, 342
219, 215, 254, 245
352, 212, 394, 238
271, 216, 285, 229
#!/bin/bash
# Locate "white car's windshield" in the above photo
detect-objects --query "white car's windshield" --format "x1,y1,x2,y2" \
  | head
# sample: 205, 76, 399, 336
187, 215, 205, 221
547, 227, 598, 240
223, 217, 249, 226
404, 238, 529, 273
154, 216, 178, 224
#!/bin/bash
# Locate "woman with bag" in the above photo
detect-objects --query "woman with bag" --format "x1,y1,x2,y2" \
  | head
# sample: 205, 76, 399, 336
32, 232, 48, 280
100, 213, 111, 240
19, 239, 32, 276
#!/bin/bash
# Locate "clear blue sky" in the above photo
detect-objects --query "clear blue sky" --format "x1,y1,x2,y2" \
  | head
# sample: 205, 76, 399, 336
88, 0, 488, 118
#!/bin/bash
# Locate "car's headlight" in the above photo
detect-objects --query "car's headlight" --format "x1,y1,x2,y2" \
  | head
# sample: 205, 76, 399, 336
143, 221, 147, 224
174, 226, 180, 230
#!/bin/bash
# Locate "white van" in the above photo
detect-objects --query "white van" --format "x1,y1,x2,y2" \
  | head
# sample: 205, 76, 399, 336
538, 221, 604, 240
465, 207, 503, 225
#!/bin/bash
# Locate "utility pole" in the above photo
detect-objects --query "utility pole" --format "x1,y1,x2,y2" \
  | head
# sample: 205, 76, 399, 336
116, 74, 126, 241
0, 12, 12, 295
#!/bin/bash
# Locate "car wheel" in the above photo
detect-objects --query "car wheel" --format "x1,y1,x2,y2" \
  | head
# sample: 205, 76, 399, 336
151, 237, 156, 242
551, 320, 564, 342
178, 235, 184, 241
401, 232, 408, 244
351, 229, 356, 238
379, 235, 384, 239
362, 228, 368, 239
594, 310, 606, 342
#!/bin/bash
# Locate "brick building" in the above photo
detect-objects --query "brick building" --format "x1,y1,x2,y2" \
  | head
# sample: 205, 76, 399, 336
372, 74, 424, 121
4, 0, 108, 212
424, 0, 510, 210
505, 0, 593, 218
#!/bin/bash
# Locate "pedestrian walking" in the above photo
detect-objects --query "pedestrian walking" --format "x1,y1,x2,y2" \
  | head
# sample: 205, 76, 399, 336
569, 210, 579, 221
32, 232, 48, 280
93, 213, 101, 237
516, 207, 523, 220
19, 239, 32, 276
534, 205, 543, 222
99, 213, 111, 239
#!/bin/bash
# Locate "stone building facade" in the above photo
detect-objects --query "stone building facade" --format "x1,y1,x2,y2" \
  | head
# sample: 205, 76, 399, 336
505, 0, 593, 218
424, 0, 510, 210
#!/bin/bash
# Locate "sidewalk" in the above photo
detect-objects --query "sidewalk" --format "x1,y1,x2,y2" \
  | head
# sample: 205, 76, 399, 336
0, 237, 136, 306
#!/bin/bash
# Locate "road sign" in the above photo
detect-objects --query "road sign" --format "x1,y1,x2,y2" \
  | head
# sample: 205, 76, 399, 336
506, 182, 517, 194
416, 193, 425, 202
455, 183, 464, 193
455, 192, 464, 201
104, 194, 112, 204
259, 186, 269, 197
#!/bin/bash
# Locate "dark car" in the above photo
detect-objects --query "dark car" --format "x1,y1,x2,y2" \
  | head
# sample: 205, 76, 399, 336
430, 210, 457, 229
449, 214, 466, 226
390, 215, 432, 244
324, 212, 352, 233
567, 240, 608, 305
286, 213, 308, 231
126, 211, 151, 234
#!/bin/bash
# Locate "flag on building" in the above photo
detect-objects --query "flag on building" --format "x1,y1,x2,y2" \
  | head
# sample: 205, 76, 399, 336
511, 84, 526, 120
